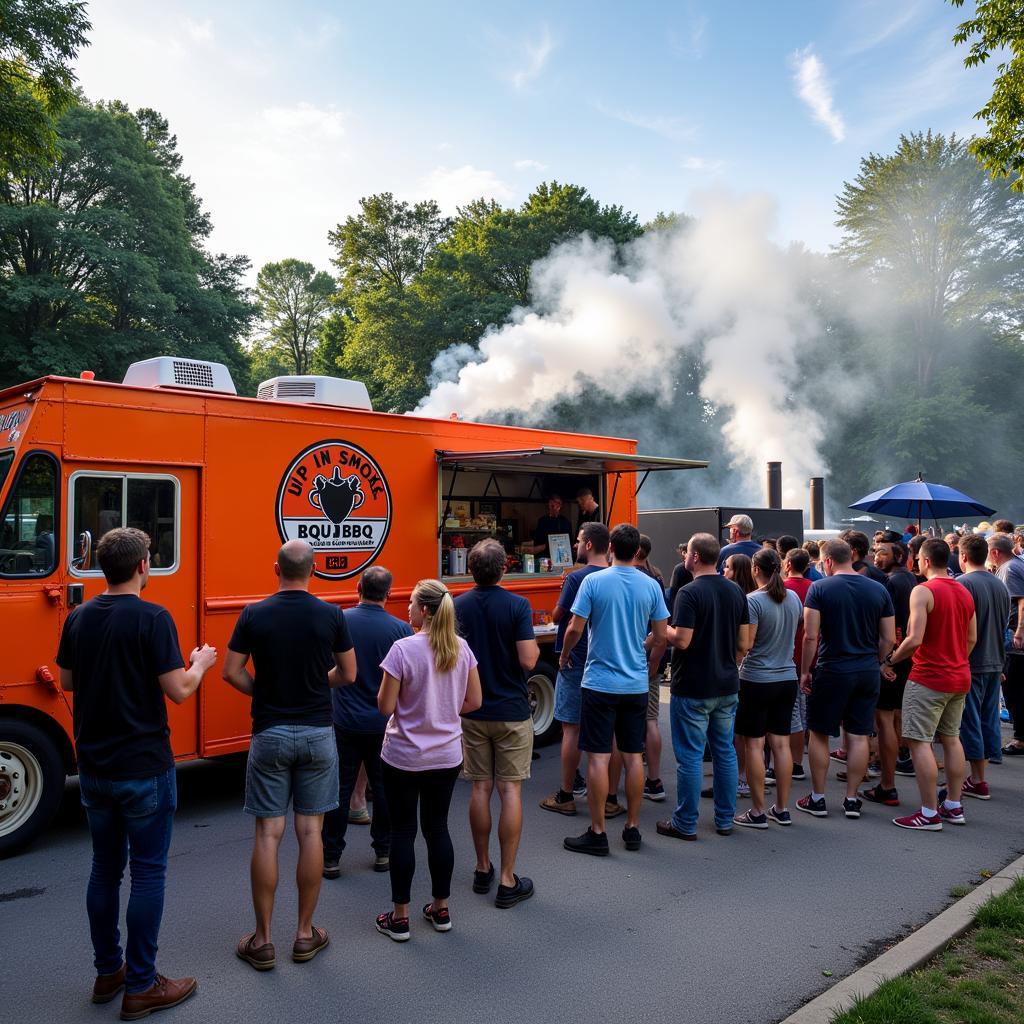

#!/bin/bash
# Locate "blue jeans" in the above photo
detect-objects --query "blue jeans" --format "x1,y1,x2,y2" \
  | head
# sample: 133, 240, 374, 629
960, 672, 1002, 761
670, 694, 738, 834
78, 767, 176, 994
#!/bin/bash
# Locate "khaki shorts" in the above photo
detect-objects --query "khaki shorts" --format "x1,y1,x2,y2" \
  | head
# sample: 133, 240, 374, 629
461, 718, 534, 782
901, 681, 967, 742
647, 675, 661, 721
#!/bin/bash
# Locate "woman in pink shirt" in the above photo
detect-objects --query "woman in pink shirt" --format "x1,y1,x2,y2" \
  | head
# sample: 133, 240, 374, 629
374, 579, 482, 941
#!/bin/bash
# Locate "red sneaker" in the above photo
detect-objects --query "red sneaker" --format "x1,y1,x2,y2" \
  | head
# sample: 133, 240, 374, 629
961, 777, 990, 800
939, 803, 966, 825
892, 811, 942, 831
829, 748, 848, 763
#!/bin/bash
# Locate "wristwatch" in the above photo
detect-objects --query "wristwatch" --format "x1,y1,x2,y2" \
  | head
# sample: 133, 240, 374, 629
882, 654, 894, 667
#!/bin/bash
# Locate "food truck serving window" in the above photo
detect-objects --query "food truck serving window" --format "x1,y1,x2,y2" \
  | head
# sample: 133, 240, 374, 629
0, 451, 59, 577
69, 472, 180, 575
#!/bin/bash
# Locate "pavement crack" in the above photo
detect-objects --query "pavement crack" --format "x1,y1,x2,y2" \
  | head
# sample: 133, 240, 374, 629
0, 886, 45, 903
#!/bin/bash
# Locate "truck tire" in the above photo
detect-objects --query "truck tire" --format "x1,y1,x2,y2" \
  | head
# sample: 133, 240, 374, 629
527, 663, 561, 747
0, 719, 67, 858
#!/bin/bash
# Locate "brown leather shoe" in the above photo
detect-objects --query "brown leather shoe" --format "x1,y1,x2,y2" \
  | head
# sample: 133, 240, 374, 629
236, 933, 276, 971
539, 792, 577, 815
604, 800, 626, 819
119, 974, 197, 1020
92, 963, 126, 1003
292, 925, 329, 963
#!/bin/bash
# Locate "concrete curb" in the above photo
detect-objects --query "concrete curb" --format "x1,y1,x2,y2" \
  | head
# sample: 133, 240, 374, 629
779, 851, 1024, 1024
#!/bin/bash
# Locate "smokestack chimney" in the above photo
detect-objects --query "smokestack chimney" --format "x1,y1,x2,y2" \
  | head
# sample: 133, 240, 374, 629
810, 477, 825, 530
766, 461, 782, 510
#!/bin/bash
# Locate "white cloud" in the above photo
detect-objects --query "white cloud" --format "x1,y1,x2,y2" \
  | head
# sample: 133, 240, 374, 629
417, 165, 516, 213
294, 16, 342, 51
594, 101, 697, 142
184, 17, 214, 44
681, 155, 724, 173
514, 158, 547, 171
669, 10, 708, 59
841, 1, 924, 57
790, 47, 846, 143
512, 25, 554, 90
262, 102, 345, 140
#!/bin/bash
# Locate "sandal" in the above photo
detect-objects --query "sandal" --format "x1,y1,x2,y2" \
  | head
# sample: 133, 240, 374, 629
1001, 742, 1024, 756
236, 933, 275, 971
292, 925, 329, 962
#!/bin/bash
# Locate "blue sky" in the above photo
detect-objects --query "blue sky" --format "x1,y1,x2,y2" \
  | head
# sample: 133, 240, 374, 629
74, 1, 995, 282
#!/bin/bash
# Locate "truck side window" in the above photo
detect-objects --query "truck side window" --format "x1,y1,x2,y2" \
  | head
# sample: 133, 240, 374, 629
71, 474, 178, 573
0, 452, 59, 577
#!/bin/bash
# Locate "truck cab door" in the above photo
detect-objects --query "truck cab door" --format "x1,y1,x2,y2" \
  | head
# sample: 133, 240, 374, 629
66, 466, 200, 761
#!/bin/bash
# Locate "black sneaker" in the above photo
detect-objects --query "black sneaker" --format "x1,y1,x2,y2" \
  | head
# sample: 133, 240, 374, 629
796, 794, 828, 817
322, 857, 341, 880
791, 763, 807, 781
564, 827, 610, 857
895, 756, 915, 777
572, 771, 587, 798
701, 786, 714, 799
472, 863, 495, 894
422, 903, 452, 932
860, 785, 899, 806
733, 809, 768, 830
843, 797, 863, 819
768, 805, 792, 826
764, 768, 777, 788
643, 778, 666, 802
622, 826, 642, 850
375, 911, 410, 942
495, 875, 535, 908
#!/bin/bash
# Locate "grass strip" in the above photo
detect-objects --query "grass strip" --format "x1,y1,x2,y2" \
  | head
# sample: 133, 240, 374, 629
832, 876, 1024, 1024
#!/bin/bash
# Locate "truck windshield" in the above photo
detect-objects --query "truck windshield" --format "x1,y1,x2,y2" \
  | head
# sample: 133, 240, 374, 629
0, 452, 58, 577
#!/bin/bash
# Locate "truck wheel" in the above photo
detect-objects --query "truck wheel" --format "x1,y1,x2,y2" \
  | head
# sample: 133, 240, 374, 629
0, 719, 66, 858
528, 664, 561, 747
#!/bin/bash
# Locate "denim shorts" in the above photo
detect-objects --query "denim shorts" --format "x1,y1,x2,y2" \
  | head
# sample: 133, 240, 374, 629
554, 665, 584, 725
245, 724, 339, 818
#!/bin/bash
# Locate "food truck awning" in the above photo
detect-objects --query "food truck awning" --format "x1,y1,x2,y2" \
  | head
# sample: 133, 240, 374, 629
436, 447, 708, 474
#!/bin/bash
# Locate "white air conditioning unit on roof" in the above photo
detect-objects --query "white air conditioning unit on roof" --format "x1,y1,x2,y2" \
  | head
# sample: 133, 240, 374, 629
257, 375, 372, 411
122, 357, 237, 394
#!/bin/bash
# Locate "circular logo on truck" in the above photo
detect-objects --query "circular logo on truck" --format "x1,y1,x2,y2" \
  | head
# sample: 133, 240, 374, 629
276, 440, 392, 580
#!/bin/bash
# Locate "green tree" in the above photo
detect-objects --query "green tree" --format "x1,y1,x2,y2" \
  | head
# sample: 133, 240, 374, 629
950, 0, 1024, 192
0, 100, 254, 389
0, 0, 90, 172
253, 259, 336, 376
328, 193, 451, 296
835, 131, 1024, 391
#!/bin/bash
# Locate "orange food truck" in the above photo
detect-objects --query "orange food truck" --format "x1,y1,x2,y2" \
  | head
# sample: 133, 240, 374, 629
0, 356, 706, 854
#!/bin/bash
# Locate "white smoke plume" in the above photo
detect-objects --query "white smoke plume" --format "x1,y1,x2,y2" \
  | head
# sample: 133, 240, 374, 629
416, 192, 829, 508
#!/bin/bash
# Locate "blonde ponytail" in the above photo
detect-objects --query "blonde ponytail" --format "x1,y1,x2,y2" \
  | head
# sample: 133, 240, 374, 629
412, 579, 461, 673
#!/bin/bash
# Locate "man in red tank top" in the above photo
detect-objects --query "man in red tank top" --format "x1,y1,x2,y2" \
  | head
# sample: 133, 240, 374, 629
883, 539, 977, 831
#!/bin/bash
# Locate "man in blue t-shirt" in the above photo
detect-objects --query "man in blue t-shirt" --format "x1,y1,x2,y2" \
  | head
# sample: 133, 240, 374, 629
717, 514, 761, 573
559, 524, 668, 857
797, 539, 894, 821
321, 565, 412, 878
455, 539, 540, 909
540, 522, 609, 816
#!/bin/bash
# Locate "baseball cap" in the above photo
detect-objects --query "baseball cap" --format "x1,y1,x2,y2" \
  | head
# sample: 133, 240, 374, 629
725, 514, 753, 534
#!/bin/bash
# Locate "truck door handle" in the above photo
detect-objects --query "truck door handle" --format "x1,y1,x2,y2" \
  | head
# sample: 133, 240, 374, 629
67, 584, 84, 607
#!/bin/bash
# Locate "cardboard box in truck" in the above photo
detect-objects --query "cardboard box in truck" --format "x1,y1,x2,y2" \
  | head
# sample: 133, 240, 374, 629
0, 357, 705, 854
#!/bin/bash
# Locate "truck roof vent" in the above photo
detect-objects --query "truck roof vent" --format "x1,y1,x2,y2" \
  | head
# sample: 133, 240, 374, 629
257, 376, 372, 411
122, 356, 237, 395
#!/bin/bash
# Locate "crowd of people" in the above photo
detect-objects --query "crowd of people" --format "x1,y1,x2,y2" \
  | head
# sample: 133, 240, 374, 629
55, 512, 1024, 1018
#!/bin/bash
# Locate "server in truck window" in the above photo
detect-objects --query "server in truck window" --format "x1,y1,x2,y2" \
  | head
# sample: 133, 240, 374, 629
56, 527, 217, 1018
522, 494, 573, 558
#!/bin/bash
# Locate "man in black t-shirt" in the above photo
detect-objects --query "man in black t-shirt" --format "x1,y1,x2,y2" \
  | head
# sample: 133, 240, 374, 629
657, 533, 750, 841
842, 530, 890, 586
525, 494, 573, 557
223, 540, 355, 967
455, 539, 539, 909
57, 527, 216, 1018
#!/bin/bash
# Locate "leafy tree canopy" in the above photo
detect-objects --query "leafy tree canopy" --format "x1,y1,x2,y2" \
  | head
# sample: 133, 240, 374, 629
950, 0, 1024, 192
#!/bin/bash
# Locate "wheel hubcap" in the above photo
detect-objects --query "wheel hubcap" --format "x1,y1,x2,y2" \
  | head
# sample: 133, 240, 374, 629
0, 743, 44, 837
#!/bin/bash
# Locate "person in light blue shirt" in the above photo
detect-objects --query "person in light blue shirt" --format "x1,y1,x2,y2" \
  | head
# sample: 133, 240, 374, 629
559, 524, 667, 857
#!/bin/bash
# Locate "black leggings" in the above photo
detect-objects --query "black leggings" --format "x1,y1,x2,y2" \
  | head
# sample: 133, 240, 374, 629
1004, 654, 1024, 742
381, 762, 460, 906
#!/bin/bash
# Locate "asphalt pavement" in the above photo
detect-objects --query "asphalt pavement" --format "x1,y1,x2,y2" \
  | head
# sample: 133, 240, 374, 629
3, 713, 1024, 1024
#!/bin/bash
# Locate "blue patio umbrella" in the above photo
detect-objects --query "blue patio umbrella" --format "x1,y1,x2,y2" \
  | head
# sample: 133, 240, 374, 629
849, 474, 996, 526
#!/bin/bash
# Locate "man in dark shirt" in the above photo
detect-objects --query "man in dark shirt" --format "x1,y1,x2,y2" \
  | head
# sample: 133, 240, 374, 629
657, 532, 750, 840
798, 540, 894, 821
576, 487, 601, 525
57, 527, 216, 1018
223, 540, 355, 968
862, 541, 917, 804
717, 514, 761, 573
540, 522, 609, 815
842, 530, 889, 585
988, 533, 1024, 754
525, 494, 573, 557
321, 566, 412, 879
455, 539, 539, 908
